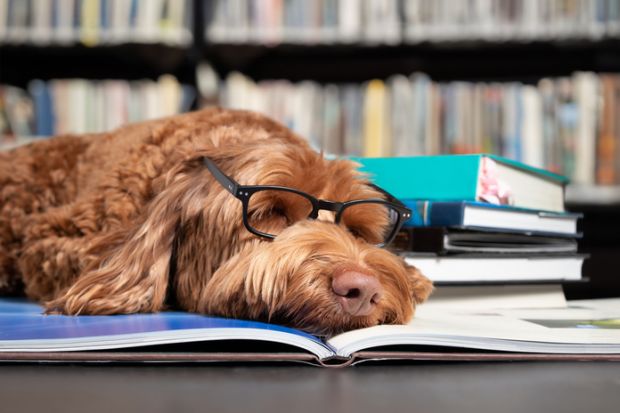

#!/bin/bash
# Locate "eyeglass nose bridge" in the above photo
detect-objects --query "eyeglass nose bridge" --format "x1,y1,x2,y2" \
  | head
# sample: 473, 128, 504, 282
309, 199, 344, 221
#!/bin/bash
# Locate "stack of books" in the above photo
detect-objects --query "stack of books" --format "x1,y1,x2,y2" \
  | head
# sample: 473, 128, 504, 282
357, 153, 585, 309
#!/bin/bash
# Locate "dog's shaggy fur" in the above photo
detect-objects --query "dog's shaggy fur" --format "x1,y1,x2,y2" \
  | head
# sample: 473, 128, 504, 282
0, 108, 432, 335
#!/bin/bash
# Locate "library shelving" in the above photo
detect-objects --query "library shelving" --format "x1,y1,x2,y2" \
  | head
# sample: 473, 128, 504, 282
1, 0, 620, 297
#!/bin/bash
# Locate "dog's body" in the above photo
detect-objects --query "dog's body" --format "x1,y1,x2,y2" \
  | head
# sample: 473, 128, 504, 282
0, 108, 431, 335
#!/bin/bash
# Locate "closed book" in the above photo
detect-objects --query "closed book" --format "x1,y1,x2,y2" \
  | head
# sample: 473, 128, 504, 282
394, 227, 579, 254
403, 253, 586, 284
402, 200, 581, 236
355, 154, 568, 213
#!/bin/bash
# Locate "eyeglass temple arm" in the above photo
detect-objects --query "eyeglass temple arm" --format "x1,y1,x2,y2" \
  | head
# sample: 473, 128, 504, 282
203, 157, 239, 195
368, 183, 406, 207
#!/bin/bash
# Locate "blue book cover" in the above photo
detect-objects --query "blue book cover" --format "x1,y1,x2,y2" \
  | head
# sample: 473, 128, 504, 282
0, 298, 333, 358
403, 200, 581, 237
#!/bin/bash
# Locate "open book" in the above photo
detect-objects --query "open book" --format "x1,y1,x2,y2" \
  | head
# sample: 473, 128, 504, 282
1, 298, 619, 366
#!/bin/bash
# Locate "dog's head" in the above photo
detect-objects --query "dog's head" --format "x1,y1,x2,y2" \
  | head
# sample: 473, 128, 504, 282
49, 116, 431, 336
168, 140, 432, 336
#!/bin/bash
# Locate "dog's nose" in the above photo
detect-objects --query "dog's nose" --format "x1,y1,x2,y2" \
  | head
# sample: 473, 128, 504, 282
332, 271, 382, 316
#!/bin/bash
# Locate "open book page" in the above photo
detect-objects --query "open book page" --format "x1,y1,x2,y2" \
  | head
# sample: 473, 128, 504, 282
327, 299, 620, 358
0, 298, 335, 359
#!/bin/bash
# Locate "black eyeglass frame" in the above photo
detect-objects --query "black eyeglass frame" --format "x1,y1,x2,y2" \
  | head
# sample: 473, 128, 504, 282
203, 157, 412, 247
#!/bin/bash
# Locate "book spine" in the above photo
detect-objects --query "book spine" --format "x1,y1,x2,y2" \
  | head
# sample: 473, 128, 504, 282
597, 75, 616, 185
28, 79, 54, 136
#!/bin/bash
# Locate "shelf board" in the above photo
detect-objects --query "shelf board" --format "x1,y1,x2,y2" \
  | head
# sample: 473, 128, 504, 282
0, 43, 195, 87
203, 39, 620, 82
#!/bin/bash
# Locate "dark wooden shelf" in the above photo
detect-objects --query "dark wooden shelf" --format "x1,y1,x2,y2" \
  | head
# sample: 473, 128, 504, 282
0, 43, 195, 87
3, 38, 620, 87
203, 38, 620, 83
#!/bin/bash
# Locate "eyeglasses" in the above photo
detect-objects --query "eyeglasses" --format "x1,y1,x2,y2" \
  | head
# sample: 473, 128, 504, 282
203, 157, 412, 247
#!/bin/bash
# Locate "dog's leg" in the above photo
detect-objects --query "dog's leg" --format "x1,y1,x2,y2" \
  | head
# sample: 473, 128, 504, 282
17, 236, 95, 302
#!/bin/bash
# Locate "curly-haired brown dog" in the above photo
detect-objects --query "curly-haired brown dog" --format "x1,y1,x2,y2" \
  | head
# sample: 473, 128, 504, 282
0, 108, 432, 336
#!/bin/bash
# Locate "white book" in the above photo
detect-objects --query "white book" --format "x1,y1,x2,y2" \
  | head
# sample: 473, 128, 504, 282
196, 61, 219, 105
404, 254, 585, 283
403, 0, 421, 42
142, 81, 161, 121
573, 72, 599, 185
127, 81, 143, 123
522, 85, 544, 169
158, 74, 181, 117
135, 0, 161, 42
92, 82, 105, 132
163, 0, 190, 44
83, 81, 96, 132
68, 80, 88, 134
205, 0, 226, 42
109, 0, 131, 43
338, 0, 361, 42
291, 81, 318, 146
364, 0, 400, 44
31, 0, 53, 44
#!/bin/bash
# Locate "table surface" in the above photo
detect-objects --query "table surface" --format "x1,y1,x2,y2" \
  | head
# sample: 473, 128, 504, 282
1, 362, 619, 413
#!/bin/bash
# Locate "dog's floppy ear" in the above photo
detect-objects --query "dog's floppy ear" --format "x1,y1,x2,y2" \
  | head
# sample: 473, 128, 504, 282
45, 159, 208, 315
406, 263, 433, 305
195, 240, 294, 320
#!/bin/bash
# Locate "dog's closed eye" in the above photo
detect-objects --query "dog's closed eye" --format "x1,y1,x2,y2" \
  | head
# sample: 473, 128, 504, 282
346, 226, 365, 239
344, 225, 383, 245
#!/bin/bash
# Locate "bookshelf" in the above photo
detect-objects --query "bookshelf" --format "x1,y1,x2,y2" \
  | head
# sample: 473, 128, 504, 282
1, 0, 620, 297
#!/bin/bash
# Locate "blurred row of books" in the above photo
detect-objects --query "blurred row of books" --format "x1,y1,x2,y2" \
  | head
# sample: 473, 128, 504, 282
359, 154, 584, 310
3, 69, 619, 188
207, 0, 620, 45
0, 75, 194, 145
215, 70, 620, 186
4, 0, 618, 47
0, 0, 192, 46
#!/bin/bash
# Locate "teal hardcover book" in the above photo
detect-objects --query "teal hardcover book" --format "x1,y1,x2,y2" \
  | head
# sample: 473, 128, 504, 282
354, 154, 569, 213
